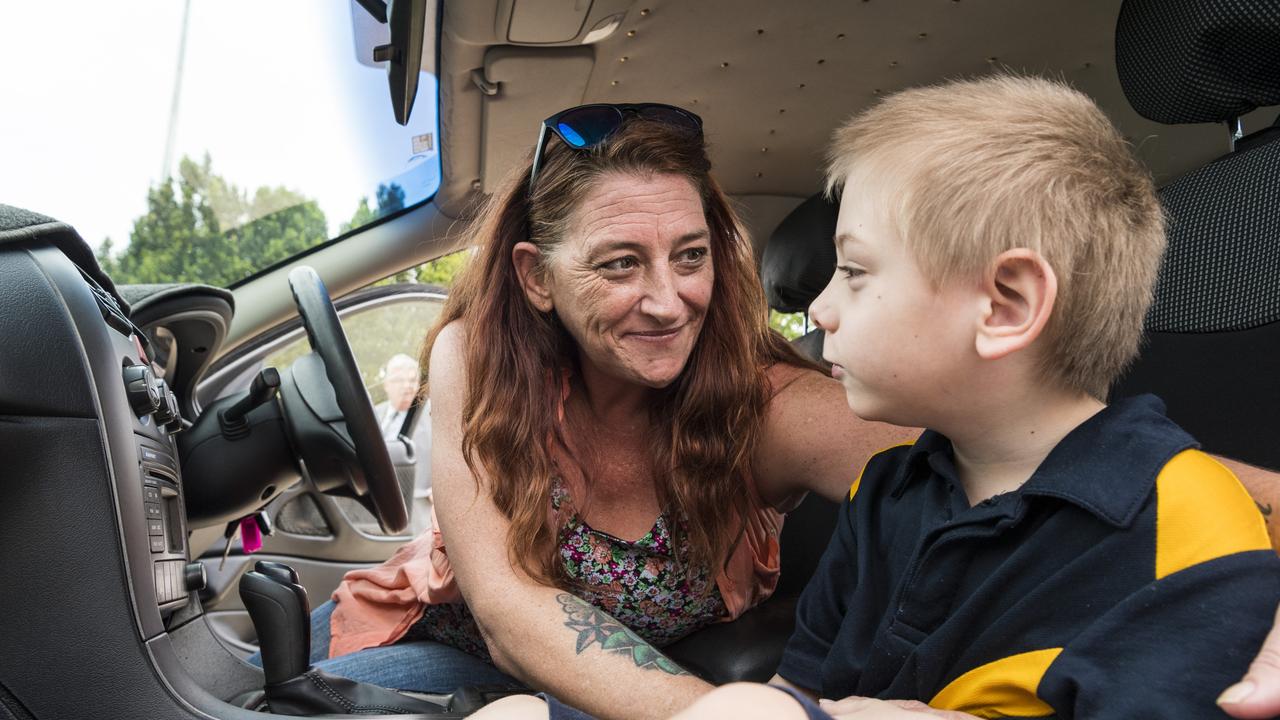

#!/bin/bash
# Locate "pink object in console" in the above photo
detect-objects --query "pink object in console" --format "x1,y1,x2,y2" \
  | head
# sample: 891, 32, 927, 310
240, 516, 263, 553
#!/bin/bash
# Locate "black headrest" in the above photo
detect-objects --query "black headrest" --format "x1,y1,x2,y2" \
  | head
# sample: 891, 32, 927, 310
1116, 0, 1280, 124
760, 194, 838, 313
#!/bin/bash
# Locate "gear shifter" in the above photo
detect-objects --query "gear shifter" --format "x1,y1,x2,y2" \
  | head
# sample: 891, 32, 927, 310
238, 560, 451, 715
239, 562, 310, 686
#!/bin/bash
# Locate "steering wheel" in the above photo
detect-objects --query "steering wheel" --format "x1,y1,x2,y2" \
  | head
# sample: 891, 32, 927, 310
287, 266, 408, 533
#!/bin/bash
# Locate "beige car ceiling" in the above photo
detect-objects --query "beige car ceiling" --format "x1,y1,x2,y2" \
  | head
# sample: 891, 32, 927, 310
431, 0, 1275, 250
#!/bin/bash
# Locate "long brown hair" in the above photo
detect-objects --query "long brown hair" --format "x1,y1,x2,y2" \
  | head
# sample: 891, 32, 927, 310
422, 118, 813, 585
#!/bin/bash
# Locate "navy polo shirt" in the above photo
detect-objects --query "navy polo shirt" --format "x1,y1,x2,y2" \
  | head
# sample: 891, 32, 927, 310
778, 395, 1280, 718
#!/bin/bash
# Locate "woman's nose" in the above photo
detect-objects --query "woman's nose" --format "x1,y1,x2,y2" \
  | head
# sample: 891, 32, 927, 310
639, 267, 682, 321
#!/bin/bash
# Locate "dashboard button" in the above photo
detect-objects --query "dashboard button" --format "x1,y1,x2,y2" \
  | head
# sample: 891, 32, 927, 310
144, 502, 163, 519
150, 536, 166, 553
147, 519, 164, 536
123, 364, 161, 417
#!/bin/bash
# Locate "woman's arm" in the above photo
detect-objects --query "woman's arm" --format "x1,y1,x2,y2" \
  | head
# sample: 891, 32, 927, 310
1217, 458, 1280, 553
430, 323, 712, 720
753, 364, 917, 508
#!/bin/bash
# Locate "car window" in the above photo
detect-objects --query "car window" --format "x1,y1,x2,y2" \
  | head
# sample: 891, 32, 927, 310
262, 290, 445, 399
260, 252, 467, 536
0, 1, 441, 288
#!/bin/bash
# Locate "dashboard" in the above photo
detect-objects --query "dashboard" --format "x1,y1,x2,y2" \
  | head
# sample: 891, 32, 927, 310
0, 215, 268, 718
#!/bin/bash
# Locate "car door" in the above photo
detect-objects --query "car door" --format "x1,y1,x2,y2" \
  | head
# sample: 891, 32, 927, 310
193, 281, 446, 657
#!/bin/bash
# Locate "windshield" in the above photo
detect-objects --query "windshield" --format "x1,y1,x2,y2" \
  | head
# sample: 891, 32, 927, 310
0, 1, 440, 288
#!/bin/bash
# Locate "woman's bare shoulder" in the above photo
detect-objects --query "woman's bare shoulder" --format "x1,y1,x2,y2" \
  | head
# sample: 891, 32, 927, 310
764, 361, 819, 398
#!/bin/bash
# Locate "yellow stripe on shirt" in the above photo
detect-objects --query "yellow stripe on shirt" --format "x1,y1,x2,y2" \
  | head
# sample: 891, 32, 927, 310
929, 648, 1062, 718
850, 443, 915, 501
1155, 449, 1271, 579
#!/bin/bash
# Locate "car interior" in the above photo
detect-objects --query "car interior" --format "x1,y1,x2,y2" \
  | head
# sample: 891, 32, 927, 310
1, 0, 1278, 717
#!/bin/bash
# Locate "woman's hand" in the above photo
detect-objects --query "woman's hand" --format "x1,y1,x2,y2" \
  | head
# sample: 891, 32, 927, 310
817, 697, 978, 719
1219, 601, 1280, 718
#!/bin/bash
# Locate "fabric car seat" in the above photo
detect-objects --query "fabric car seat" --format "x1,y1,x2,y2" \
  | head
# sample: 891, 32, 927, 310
757, 193, 843, 597
663, 194, 842, 682
1110, 0, 1280, 472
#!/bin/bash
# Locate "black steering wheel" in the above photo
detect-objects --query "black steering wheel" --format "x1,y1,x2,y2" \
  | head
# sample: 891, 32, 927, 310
287, 266, 408, 533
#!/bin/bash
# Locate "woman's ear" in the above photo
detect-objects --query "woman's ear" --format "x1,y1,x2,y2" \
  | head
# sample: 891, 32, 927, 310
512, 242, 554, 312
974, 249, 1057, 361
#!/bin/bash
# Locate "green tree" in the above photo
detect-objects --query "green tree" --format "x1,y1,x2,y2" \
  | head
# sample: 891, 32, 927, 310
376, 183, 405, 214
101, 154, 329, 286
341, 198, 379, 235
769, 310, 808, 340
342, 182, 466, 287
340, 182, 407, 235
413, 250, 470, 288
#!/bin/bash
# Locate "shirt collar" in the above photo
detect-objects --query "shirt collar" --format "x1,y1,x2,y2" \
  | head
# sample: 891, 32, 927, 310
889, 395, 1198, 528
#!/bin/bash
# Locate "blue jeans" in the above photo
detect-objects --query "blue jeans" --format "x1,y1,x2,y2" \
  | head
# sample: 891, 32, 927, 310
247, 599, 523, 694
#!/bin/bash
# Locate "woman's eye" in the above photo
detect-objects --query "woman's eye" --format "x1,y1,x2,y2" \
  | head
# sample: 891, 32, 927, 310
600, 256, 639, 272
678, 247, 709, 264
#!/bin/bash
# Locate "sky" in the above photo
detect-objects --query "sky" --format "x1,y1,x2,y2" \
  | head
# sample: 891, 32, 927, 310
0, 1, 440, 253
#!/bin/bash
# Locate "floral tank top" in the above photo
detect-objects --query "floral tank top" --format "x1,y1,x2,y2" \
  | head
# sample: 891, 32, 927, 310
401, 477, 727, 660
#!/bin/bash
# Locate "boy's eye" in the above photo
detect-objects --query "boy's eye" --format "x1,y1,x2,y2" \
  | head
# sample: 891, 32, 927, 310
599, 256, 639, 272
837, 264, 866, 281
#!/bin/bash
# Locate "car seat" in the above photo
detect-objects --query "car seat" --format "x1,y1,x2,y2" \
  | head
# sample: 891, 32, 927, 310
663, 193, 841, 682
1111, 0, 1280, 472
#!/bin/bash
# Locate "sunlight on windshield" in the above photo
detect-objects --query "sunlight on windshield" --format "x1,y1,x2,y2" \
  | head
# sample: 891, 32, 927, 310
0, 1, 440, 287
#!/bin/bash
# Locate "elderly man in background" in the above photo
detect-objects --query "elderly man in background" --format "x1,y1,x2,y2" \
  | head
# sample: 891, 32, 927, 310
374, 353, 432, 535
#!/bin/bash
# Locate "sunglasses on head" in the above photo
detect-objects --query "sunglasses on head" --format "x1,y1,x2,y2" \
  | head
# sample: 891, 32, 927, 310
529, 103, 704, 189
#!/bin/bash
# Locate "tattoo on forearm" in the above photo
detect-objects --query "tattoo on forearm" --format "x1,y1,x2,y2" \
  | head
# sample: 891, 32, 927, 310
1258, 501, 1273, 517
555, 593, 689, 675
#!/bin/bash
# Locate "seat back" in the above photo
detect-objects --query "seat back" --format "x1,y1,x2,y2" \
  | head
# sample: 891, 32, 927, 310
758, 193, 844, 595
664, 194, 841, 682
760, 193, 838, 368
1111, 0, 1280, 471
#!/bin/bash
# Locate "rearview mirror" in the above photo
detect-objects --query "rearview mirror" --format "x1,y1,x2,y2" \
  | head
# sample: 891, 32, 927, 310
351, 0, 435, 126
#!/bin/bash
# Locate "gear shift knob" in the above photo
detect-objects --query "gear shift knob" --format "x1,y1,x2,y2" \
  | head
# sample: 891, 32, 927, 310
239, 567, 310, 686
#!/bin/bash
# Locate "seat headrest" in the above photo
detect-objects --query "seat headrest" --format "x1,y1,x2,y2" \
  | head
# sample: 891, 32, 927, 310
1116, 0, 1280, 124
760, 194, 838, 313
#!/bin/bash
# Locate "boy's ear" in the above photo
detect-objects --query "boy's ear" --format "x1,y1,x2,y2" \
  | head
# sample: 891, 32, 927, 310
974, 249, 1057, 361
512, 242, 555, 312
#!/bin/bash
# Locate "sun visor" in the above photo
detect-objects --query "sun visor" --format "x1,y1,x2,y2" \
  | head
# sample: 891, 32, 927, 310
480, 46, 595, 193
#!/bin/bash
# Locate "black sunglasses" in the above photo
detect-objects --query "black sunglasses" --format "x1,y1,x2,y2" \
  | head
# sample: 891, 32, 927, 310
529, 103, 704, 189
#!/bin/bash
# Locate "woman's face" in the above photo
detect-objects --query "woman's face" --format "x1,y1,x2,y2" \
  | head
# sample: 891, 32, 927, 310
538, 172, 714, 389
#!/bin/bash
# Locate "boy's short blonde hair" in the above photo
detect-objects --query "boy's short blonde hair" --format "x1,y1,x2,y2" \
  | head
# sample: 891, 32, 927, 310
827, 74, 1165, 400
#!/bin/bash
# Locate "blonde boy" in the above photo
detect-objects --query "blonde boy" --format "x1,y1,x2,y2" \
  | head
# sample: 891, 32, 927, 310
678, 76, 1280, 719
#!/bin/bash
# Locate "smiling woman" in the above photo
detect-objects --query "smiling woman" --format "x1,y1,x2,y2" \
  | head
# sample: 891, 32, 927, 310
513, 173, 714, 392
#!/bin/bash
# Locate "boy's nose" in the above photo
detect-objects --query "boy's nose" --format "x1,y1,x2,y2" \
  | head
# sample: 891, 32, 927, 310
809, 281, 837, 332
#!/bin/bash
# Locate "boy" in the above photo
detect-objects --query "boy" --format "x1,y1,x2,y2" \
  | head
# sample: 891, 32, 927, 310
678, 75, 1280, 719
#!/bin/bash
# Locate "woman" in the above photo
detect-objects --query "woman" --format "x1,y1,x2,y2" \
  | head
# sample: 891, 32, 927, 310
302, 105, 911, 715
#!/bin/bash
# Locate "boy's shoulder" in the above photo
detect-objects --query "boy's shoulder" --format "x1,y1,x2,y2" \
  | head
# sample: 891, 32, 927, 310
847, 440, 918, 503
848, 395, 1270, 572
